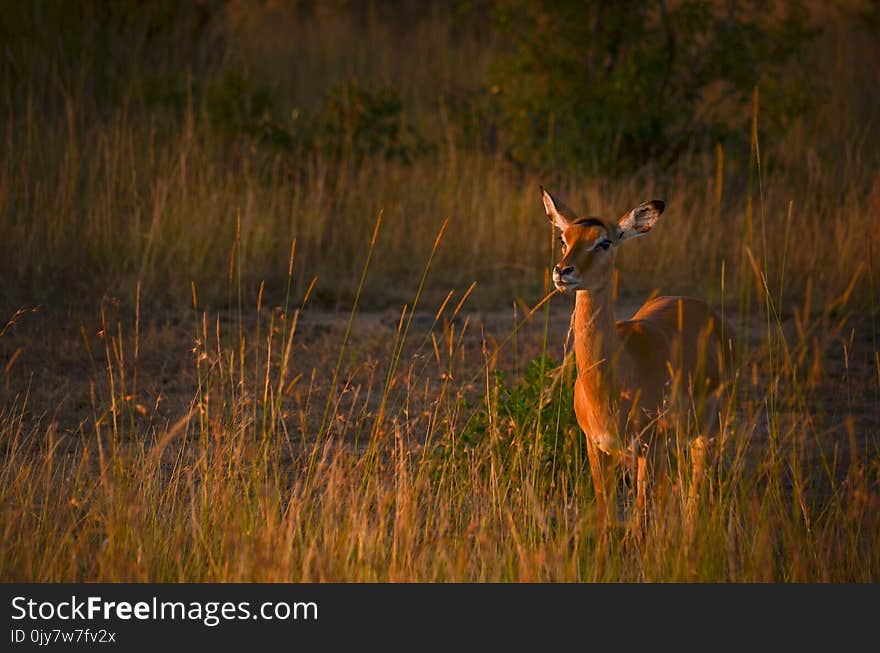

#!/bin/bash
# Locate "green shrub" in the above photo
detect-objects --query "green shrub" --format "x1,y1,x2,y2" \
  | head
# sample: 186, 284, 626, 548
460, 355, 583, 471
486, 0, 818, 174
203, 74, 430, 165
204, 70, 294, 149
310, 79, 433, 163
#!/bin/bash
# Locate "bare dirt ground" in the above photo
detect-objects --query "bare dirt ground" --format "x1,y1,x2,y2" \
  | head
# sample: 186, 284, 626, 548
2, 294, 878, 476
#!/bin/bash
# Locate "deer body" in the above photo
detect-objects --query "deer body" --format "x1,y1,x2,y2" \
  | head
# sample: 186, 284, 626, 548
572, 292, 723, 457
542, 188, 726, 524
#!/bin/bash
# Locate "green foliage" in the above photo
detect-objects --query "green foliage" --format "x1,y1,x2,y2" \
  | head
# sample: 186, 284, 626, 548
460, 355, 583, 469
309, 80, 433, 163
0, 1, 217, 108
141, 71, 188, 114
204, 71, 295, 150
203, 73, 430, 164
486, 0, 818, 174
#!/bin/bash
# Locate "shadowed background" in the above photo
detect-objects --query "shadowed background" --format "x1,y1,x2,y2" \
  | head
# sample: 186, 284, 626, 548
1, 0, 877, 313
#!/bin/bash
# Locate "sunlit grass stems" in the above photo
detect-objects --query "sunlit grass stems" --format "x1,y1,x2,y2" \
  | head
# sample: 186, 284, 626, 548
1, 221, 878, 580
310, 211, 383, 485
359, 218, 449, 484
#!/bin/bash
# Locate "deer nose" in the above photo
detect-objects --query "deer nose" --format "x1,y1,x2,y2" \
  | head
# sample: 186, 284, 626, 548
554, 264, 574, 277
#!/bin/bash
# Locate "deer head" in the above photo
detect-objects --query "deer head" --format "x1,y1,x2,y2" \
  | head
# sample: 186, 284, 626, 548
542, 187, 665, 293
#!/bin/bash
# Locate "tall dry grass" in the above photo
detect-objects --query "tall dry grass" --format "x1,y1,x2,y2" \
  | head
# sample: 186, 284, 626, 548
1, 241, 877, 580
1, 2, 877, 312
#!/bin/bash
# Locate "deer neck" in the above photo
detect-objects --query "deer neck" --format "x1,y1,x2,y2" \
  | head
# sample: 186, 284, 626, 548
573, 286, 618, 399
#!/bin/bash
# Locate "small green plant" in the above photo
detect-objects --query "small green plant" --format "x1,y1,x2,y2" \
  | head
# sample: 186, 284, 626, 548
460, 355, 582, 470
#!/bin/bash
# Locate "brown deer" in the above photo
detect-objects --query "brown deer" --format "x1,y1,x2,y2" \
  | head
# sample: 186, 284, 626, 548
542, 187, 728, 530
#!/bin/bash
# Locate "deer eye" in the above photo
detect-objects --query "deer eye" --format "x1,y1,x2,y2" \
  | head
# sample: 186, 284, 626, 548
559, 237, 567, 253
595, 239, 611, 251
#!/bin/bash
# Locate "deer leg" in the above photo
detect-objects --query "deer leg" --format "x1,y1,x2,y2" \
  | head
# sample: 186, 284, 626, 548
686, 381, 723, 555
635, 454, 648, 537
585, 434, 618, 534
643, 436, 671, 531
685, 435, 708, 546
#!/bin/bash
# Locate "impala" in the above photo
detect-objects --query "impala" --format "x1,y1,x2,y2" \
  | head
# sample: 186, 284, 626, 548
542, 187, 728, 527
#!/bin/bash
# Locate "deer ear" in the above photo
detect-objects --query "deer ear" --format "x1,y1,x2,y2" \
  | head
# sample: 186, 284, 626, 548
616, 200, 665, 242
541, 186, 579, 231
